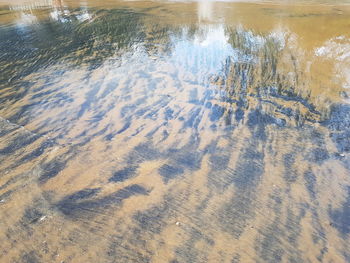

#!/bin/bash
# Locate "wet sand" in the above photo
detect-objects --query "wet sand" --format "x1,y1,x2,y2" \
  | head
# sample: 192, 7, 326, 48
0, 0, 350, 262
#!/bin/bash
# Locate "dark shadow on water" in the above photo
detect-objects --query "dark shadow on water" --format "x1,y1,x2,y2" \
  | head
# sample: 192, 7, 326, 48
329, 186, 350, 236
56, 184, 149, 218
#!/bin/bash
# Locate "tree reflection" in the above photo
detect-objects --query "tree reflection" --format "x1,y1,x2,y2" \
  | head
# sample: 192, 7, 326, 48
212, 28, 324, 127
0, 6, 198, 86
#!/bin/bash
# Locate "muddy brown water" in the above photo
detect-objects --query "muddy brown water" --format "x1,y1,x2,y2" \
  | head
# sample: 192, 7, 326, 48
0, 0, 350, 262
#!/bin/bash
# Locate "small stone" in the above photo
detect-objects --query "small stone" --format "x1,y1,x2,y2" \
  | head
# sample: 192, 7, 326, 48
175, 221, 181, 226
339, 153, 345, 157
39, 216, 47, 222
0, 199, 5, 203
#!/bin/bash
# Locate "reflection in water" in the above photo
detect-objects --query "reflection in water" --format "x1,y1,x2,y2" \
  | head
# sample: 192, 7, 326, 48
198, 0, 214, 22
0, 1, 350, 262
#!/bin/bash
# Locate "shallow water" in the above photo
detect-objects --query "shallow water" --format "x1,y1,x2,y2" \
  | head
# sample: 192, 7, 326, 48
0, 0, 350, 262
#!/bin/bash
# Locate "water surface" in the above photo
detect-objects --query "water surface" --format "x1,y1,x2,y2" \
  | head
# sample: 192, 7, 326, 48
0, 0, 350, 262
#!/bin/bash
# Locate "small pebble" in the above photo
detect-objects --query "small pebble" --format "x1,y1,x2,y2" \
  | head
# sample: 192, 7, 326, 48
175, 221, 181, 226
39, 216, 47, 222
339, 153, 345, 157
